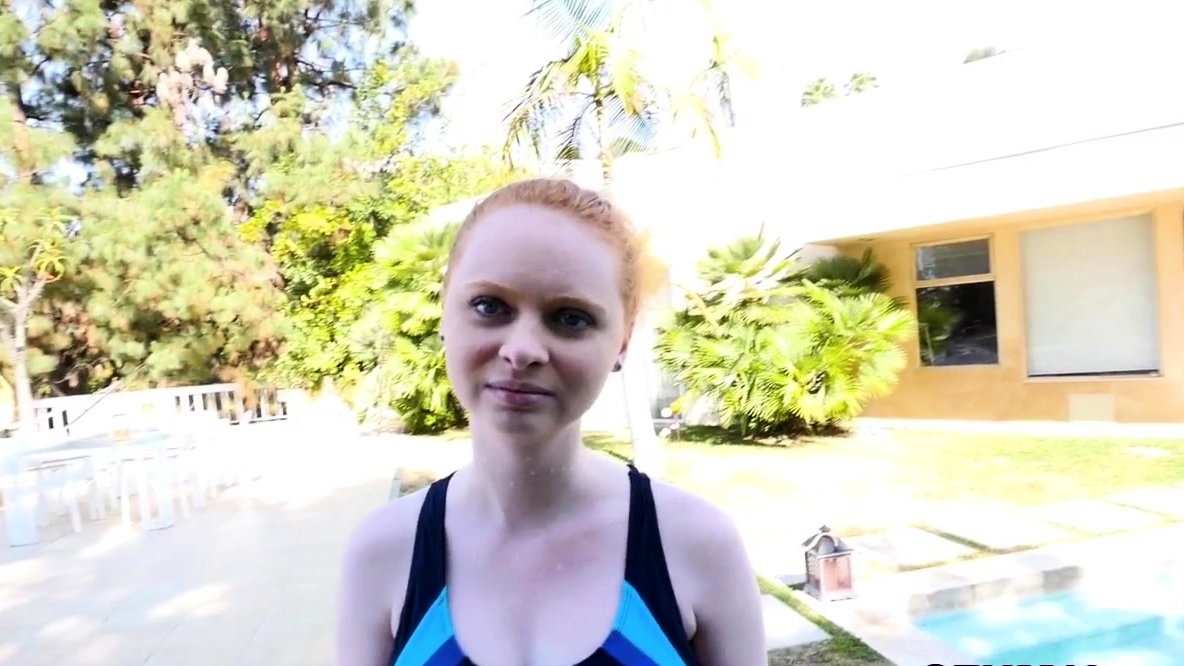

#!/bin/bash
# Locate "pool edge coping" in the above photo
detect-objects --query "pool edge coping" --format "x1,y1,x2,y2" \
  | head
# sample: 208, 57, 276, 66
796, 522, 1184, 665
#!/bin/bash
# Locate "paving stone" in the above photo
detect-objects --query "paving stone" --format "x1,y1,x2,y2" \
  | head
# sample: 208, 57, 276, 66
777, 571, 807, 587
1029, 499, 1164, 534
927, 511, 1078, 550
1104, 486, 1184, 518
742, 520, 814, 588
847, 527, 977, 569
762, 595, 828, 649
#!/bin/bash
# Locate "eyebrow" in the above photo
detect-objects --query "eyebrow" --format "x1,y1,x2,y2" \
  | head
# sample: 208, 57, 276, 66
462, 280, 609, 319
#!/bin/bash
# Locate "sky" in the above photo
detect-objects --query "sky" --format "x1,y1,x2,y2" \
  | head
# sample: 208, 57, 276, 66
407, 0, 1184, 151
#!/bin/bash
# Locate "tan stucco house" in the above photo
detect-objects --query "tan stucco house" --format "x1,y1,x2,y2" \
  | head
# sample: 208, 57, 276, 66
775, 46, 1184, 425
430, 43, 1184, 427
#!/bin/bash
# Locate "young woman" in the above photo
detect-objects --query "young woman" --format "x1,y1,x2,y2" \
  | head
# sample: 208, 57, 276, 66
335, 178, 766, 666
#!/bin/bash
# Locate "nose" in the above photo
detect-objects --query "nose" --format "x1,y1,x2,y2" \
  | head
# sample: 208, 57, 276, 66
499, 319, 549, 370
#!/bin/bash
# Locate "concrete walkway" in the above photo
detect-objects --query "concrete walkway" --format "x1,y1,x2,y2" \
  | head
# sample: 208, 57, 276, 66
0, 435, 390, 666
0, 434, 825, 665
756, 483, 1184, 585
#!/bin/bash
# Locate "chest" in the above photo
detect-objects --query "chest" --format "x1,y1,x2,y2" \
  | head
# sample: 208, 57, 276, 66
445, 516, 629, 666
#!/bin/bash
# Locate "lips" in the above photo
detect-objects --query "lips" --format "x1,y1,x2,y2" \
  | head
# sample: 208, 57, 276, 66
485, 380, 554, 409
486, 380, 553, 396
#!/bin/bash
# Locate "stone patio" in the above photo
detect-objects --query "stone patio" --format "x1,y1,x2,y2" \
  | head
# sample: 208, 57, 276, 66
1104, 485, 1184, 518
846, 527, 978, 570
1027, 497, 1165, 533
0, 433, 394, 666
925, 511, 1078, 551
0, 431, 825, 665
762, 595, 829, 649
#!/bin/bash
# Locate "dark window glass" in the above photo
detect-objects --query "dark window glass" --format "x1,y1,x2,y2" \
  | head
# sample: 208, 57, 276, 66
914, 239, 991, 281
917, 281, 999, 366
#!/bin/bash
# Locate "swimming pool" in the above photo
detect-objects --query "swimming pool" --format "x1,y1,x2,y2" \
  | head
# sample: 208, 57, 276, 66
914, 572, 1184, 665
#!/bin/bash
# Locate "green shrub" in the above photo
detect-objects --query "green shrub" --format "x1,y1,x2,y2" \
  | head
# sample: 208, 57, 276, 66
351, 222, 466, 434
655, 235, 915, 437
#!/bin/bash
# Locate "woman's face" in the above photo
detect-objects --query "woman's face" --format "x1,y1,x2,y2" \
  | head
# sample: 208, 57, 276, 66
441, 203, 628, 439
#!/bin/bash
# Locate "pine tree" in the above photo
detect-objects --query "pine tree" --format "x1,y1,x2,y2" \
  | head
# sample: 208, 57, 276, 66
0, 0, 418, 421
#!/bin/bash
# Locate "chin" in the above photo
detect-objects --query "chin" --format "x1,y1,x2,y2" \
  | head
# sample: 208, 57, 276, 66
477, 411, 572, 444
487, 413, 554, 438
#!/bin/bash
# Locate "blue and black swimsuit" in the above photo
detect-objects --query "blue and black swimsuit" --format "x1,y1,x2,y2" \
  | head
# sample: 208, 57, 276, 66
389, 465, 697, 666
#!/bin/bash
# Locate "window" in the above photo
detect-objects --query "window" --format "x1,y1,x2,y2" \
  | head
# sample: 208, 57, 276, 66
1020, 215, 1160, 378
913, 238, 999, 366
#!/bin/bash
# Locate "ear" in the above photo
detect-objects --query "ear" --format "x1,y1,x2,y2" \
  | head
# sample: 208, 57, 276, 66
613, 339, 628, 373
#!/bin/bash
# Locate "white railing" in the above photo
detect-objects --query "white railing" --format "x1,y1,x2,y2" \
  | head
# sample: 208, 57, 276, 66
28, 383, 298, 433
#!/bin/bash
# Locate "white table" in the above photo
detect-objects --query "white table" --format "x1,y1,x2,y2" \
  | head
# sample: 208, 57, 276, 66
2, 429, 194, 546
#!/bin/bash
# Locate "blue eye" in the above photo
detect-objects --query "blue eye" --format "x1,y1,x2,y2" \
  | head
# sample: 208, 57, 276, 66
555, 308, 595, 330
470, 296, 507, 317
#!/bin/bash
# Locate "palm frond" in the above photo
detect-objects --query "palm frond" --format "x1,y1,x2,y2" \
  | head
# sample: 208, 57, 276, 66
525, 0, 619, 44
657, 236, 916, 435
555, 100, 594, 165
502, 58, 586, 166
600, 94, 660, 153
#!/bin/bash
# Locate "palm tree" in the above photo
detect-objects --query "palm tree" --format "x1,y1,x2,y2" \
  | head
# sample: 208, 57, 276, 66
351, 222, 467, 433
503, 16, 659, 182
506, 0, 745, 472
656, 233, 803, 437
507, 0, 745, 177
656, 235, 916, 436
798, 248, 893, 298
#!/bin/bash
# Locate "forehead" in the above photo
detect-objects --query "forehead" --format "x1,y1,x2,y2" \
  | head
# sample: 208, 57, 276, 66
449, 204, 621, 300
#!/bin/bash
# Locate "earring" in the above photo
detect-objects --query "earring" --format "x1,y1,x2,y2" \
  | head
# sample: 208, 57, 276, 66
439, 334, 445, 343
612, 361, 622, 372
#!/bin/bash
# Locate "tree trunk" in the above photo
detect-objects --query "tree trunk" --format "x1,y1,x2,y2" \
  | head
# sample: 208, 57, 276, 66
7, 78, 40, 431
621, 316, 664, 476
594, 99, 614, 186
593, 94, 662, 475
10, 307, 35, 430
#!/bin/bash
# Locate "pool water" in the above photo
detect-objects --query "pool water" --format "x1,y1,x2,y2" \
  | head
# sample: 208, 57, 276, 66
915, 576, 1184, 665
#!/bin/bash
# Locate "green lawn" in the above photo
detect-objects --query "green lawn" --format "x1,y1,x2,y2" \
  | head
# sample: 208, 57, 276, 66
582, 426, 1184, 535
759, 577, 890, 666
397, 425, 1184, 537
596, 421, 1184, 500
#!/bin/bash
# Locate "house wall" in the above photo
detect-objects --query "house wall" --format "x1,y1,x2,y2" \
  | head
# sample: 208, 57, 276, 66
839, 196, 1184, 423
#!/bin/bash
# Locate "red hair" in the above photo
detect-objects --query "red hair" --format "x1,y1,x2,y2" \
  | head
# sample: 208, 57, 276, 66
447, 178, 666, 329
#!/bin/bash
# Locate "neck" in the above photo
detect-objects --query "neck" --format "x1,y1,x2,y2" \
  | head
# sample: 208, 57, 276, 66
464, 422, 590, 530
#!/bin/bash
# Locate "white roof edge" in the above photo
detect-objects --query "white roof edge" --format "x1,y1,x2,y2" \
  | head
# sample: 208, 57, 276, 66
791, 122, 1184, 244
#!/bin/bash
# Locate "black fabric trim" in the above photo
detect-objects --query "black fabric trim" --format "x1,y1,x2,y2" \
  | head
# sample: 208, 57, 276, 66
389, 473, 454, 661
623, 465, 698, 665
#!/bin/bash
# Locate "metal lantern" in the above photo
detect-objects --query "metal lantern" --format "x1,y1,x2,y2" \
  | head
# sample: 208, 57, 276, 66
802, 525, 855, 602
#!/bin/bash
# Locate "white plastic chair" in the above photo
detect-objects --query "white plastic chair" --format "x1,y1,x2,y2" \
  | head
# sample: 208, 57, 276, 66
4, 430, 105, 538
113, 432, 203, 530
29, 458, 95, 533
172, 411, 242, 498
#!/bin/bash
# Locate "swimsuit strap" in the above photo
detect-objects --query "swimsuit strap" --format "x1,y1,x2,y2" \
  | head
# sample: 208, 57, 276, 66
390, 473, 454, 657
622, 464, 697, 664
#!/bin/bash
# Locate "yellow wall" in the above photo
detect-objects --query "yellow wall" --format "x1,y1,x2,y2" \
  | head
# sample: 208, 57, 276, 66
839, 195, 1184, 423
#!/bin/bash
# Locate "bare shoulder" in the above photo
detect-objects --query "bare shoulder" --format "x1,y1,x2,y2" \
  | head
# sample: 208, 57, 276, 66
335, 486, 430, 666
341, 486, 428, 583
650, 478, 767, 665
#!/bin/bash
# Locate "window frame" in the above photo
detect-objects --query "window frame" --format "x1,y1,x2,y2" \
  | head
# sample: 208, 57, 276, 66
910, 234, 1001, 368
